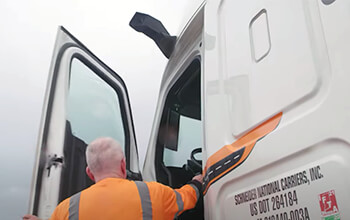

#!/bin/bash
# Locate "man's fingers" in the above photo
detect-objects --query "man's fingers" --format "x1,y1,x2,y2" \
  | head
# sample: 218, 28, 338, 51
192, 174, 203, 183
22, 214, 39, 220
22, 214, 31, 219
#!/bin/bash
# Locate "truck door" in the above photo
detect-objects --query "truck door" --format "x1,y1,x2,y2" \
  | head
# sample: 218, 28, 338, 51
28, 27, 140, 219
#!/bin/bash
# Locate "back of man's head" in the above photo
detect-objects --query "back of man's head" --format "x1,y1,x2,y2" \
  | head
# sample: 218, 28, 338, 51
86, 137, 125, 180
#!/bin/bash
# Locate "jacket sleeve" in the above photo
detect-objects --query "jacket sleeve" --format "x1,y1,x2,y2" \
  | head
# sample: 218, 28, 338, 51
152, 180, 202, 218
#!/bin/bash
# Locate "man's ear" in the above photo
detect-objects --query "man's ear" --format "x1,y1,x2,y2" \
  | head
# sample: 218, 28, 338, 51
121, 158, 127, 179
86, 167, 95, 182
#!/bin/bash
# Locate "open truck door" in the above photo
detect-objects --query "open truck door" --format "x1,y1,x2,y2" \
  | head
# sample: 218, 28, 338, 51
28, 27, 141, 219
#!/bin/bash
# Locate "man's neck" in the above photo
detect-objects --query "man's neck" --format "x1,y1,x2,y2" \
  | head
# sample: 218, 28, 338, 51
94, 173, 125, 183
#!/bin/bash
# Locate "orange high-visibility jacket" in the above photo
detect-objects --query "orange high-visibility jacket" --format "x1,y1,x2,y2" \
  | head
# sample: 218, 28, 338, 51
49, 178, 201, 220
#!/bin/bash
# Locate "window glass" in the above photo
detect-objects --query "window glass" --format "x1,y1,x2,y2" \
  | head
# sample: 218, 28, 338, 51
67, 58, 125, 149
164, 115, 202, 167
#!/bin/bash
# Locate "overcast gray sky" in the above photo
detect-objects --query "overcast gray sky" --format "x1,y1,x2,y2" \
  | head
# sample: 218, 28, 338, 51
0, 0, 202, 218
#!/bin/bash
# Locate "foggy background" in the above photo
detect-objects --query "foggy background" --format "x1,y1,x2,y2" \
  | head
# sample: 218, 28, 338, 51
0, 0, 203, 218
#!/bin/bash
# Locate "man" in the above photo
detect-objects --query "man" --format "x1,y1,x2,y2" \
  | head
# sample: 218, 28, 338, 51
24, 137, 202, 220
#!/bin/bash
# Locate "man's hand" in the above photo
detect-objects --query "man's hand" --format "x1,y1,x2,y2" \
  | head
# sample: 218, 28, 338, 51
192, 174, 203, 184
23, 214, 40, 220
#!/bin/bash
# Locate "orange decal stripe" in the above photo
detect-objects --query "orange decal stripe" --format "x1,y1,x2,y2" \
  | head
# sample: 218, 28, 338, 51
203, 112, 283, 195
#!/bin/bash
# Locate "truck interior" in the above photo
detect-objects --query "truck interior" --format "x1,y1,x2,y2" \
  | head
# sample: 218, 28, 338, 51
155, 59, 203, 219
58, 121, 93, 202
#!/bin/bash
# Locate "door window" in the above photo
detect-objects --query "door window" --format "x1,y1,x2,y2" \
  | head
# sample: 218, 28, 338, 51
164, 115, 202, 167
67, 58, 125, 148
59, 57, 128, 201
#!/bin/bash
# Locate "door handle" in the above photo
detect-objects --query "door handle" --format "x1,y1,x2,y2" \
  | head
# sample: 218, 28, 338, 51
47, 154, 63, 177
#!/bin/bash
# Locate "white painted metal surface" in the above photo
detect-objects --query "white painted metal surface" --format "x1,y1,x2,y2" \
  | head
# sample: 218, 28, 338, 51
203, 0, 350, 219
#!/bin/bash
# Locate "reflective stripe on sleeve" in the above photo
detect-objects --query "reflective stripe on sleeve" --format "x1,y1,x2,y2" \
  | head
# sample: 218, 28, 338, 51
135, 181, 153, 220
188, 183, 200, 200
174, 190, 184, 218
69, 192, 81, 220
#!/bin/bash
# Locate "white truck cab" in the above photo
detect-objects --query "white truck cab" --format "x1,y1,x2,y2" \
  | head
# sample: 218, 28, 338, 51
29, 0, 350, 219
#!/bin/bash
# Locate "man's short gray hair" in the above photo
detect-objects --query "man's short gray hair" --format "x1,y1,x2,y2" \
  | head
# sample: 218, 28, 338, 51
86, 137, 124, 174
